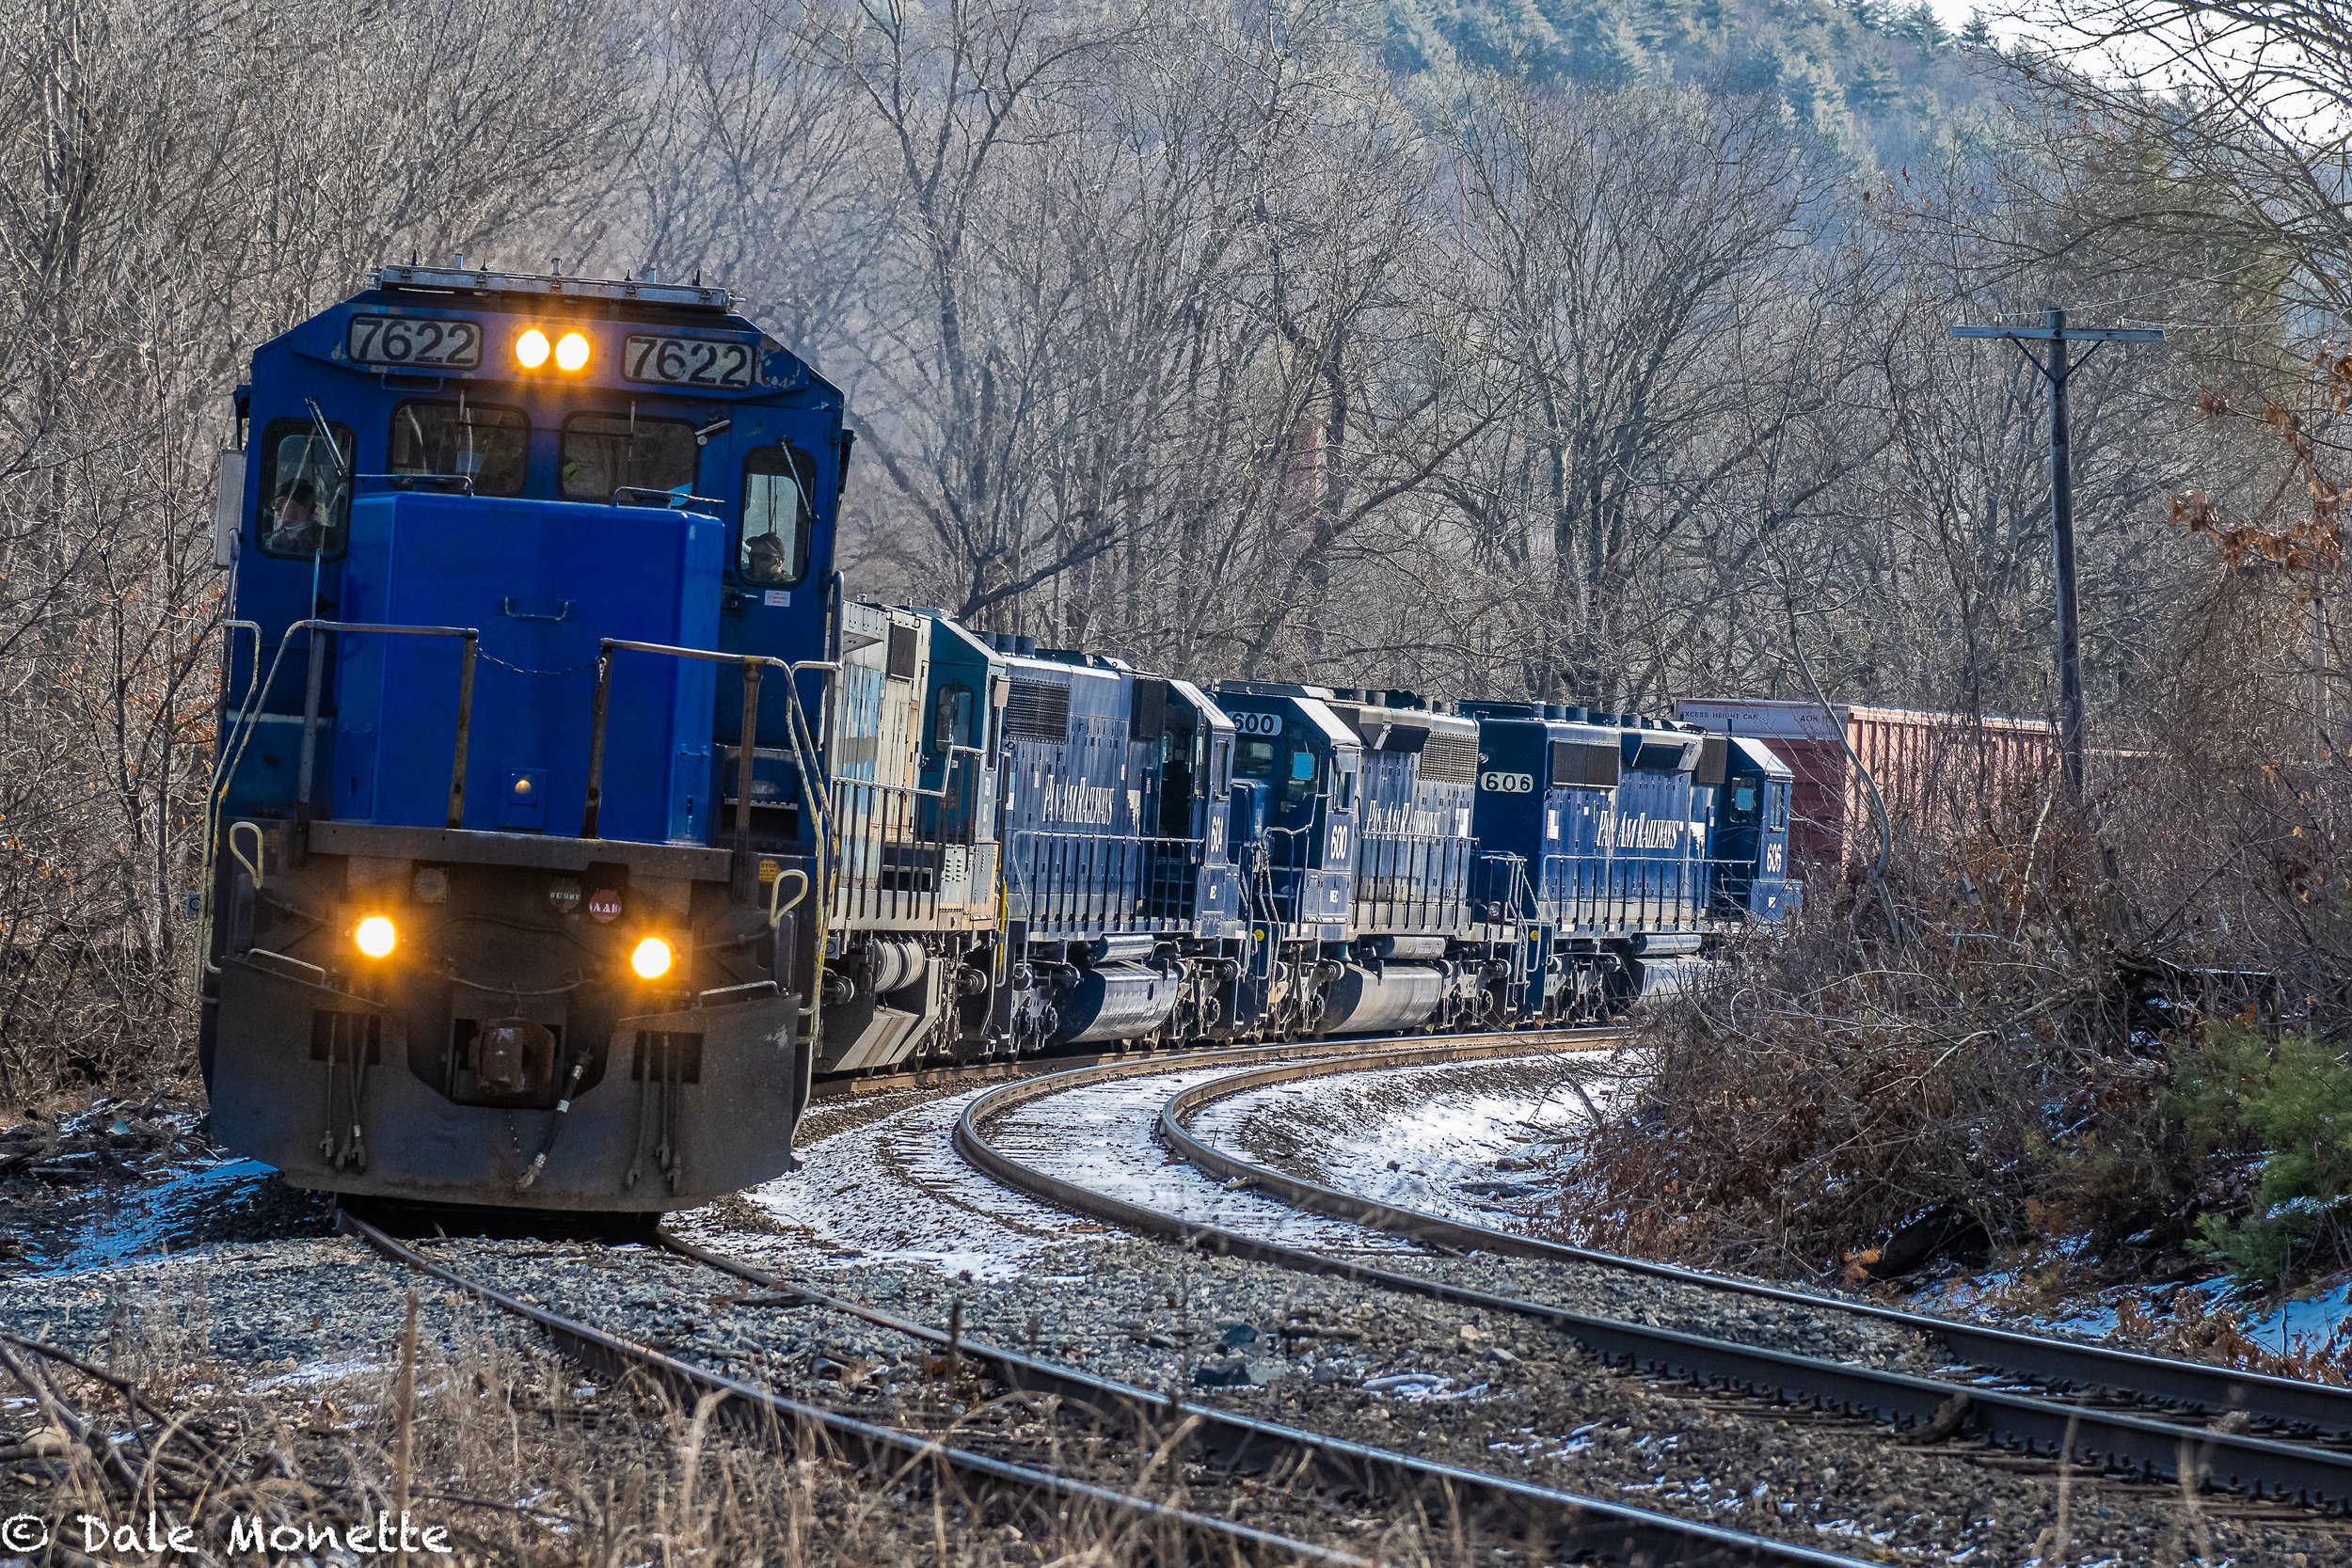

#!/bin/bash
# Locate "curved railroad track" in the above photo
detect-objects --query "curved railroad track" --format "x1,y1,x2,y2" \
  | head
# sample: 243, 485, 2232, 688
335, 1210, 1361, 1566
954, 1042, 2352, 1518
1162, 1049, 2352, 1443
339, 1200, 1873, 1566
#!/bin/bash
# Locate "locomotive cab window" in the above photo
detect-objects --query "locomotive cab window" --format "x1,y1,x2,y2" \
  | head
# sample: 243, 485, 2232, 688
1284, 747, 1320, 804
740, 445, 815, 586
1727, 782, 1759, 821
389, 402, 527, 496
559, 412, 697, 504
1768, 784, 1788, 832
933, 683, 976, 751
257, 419, 353, 559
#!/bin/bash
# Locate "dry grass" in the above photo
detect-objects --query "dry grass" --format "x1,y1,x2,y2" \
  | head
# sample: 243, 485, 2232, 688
0, 1284, 1483, 1566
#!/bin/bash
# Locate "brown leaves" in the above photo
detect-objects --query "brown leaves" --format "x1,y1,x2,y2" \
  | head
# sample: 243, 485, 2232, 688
2172, 488, 2344, 579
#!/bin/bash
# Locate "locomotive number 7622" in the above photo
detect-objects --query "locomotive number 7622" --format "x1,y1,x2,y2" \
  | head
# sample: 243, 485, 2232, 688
623, 334, 756, 388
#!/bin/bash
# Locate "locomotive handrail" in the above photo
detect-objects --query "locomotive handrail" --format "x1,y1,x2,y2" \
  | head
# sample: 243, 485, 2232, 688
825, 750, 996, 927
830, 761, 975, 808
1532, 849, 1739, 936
1002, 825, 1208, 933
580, 640, 838, 891
1349, 825, 1472, 933
612, 484, 723, 514
291, 618, 480, 832
197, 617, 268, 976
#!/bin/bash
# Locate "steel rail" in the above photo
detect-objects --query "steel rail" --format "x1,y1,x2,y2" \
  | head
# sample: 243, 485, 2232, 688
333, 1211, 1362, 1567
1160, 1051, 2352, 1441
957, 1050, 2352, 1513
653, 1233, 1873, 1567
808, 1024, 1622, 1107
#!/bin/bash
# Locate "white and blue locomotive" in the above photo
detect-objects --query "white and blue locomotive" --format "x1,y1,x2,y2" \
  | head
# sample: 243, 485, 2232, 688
199, 268, 1798, 1212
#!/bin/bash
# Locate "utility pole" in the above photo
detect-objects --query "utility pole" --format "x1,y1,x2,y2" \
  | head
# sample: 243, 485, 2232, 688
1952, 308, 2163, 800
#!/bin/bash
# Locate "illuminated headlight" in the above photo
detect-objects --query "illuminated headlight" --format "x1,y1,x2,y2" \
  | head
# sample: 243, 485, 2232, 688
355, 914, 398, 959
630, 936, 674, 980
555, 331, 591, 372
515, 328, 550, 369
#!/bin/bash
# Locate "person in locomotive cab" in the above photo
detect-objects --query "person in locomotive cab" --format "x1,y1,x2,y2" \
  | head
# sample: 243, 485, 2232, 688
263, 480, 324, 554
742, 527, 788, 584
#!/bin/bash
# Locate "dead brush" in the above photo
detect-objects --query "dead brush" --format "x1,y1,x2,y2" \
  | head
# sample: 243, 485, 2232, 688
1540, 798, 2187, 1280
1541, 628, 2352, 1295
2112, 1291, 2352, 1387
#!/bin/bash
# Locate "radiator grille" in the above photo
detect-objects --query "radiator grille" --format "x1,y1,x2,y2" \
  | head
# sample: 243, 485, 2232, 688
1551, 738, 1622, 788
1005, 677, 1072, 742
886, 624, 919, 679
1421, 730, 1478, 784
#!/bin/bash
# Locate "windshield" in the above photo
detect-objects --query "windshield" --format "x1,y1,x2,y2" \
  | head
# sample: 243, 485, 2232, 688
559, 411, 696, 504
390, 402, 527, 495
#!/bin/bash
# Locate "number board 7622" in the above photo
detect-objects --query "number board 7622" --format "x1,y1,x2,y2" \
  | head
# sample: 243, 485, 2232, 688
345, 314, 482, 369
623, 334, 757, 389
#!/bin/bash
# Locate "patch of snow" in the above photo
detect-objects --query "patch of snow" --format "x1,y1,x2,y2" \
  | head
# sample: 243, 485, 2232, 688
31, 1159, 277, 1277
2044, 1301, 2121, 1338
245, 1355, 386, 1391
1186, 1051, 1618, 1230
2241, 1278, 2352, 1354
668, 1085, 1078, 1279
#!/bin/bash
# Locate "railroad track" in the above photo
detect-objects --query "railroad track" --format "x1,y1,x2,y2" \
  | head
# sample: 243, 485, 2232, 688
335, 1210, 1364, 1566
659, 1229, 1879, 1567
1161, 1050, 2352, 1442
340, 1197, 1874, 1567
803, 1023, 1623, 1107
956, 1039, 2352, 1515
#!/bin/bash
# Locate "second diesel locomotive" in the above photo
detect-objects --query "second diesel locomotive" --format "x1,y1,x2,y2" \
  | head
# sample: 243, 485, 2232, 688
199, 267, 1799, 1212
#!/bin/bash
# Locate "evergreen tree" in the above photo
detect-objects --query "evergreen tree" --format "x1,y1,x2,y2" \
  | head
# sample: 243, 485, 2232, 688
1846, 53, 1898, 113
1892, 1, 1947, 51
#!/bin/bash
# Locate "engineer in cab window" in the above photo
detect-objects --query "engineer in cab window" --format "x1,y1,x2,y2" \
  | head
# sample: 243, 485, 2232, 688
264, 480, 324, 554
256, 420, 351, 559
740, 445, 815, 586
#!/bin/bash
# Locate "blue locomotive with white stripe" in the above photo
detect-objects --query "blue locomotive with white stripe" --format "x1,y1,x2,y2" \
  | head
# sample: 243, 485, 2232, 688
199, 267, 1798, 1212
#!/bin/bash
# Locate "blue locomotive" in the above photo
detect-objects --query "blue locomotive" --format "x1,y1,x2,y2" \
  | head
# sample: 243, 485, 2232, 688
199, 268, 1797, 1212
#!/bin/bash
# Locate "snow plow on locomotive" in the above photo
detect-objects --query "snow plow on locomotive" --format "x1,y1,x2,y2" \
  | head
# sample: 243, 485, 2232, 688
198, 268, 1801, 1214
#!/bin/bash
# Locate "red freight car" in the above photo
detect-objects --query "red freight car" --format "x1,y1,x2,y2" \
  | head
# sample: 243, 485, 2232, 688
1675, 699, 2058, 879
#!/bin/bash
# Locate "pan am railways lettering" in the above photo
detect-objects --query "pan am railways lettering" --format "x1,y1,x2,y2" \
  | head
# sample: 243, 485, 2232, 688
1594, 809, 1695, 852
1044, 780, 1119, 827
1360, 801, 1450, 837
1023, 769, 1120, 828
